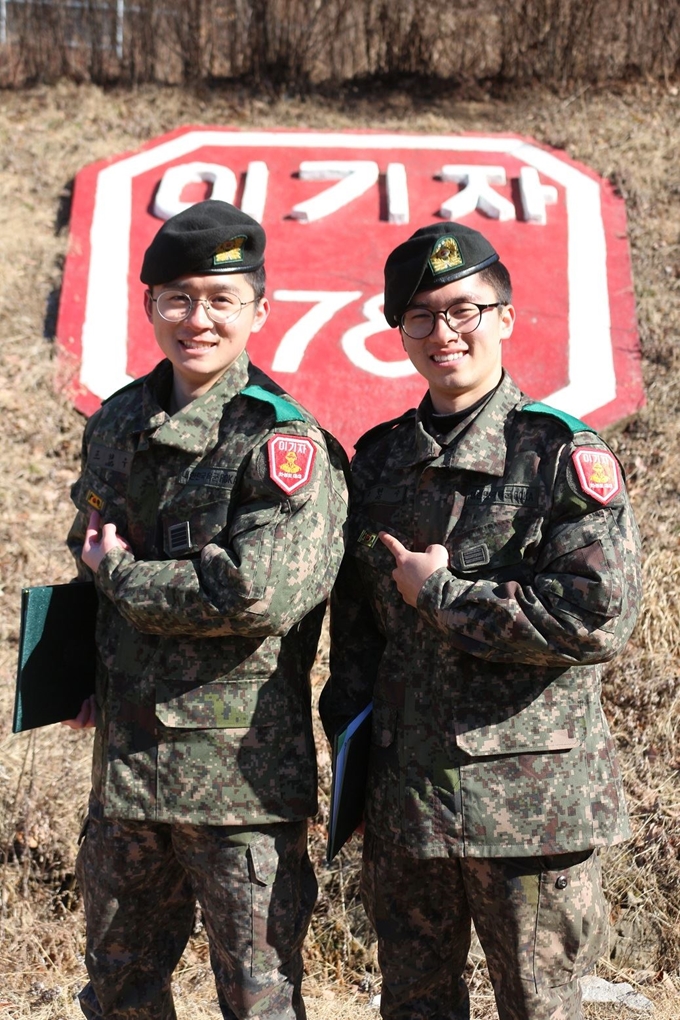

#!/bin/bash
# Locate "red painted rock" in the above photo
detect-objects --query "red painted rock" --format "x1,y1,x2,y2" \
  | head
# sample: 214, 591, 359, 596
57, 127, 643, 451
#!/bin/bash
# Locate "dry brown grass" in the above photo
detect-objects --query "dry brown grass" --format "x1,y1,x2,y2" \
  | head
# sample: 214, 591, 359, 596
0, 80, 679, 1017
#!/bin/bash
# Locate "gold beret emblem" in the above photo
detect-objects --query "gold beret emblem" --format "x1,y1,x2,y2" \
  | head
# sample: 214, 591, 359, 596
429, 235, 464, 275
213, 235, 247, 266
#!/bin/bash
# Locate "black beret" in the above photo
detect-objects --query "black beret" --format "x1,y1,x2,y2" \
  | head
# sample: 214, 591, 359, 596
383, 222, 499, 327
140, 200, 266, 286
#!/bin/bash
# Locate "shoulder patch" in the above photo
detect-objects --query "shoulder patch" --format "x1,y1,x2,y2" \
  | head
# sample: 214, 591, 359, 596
571, 447, 622, 505
241, 384, 306, 424
354, 409, 417, 453
520, 401, 593, 436
267, 434, 316, 494
101, 375, 146, 405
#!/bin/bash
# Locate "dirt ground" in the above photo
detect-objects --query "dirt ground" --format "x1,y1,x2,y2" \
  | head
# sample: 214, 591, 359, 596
0, 79, 679, 1018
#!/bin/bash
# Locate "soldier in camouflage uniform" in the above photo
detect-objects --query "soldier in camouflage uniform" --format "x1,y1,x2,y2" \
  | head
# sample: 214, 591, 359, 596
63, 200, 349, 1020
320, 222, 641, 1020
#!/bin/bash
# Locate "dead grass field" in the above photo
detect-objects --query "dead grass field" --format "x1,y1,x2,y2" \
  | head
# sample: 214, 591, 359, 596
0, 80, 678, 1018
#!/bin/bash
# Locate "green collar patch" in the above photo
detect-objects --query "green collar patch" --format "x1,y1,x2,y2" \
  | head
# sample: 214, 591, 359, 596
240, 384, 306, 423
429, 235, 464, 276
521, 401, 592, 435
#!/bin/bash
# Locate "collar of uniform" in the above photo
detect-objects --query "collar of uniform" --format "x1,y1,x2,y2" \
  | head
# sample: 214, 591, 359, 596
132, 359, 174, 434
376, 406, 441, 472
132, 351, 251, 450
438, 371, 522, 476
414, 413, 443, 462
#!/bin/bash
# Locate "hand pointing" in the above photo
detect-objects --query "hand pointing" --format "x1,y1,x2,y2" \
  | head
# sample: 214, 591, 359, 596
82, 510, 132, 573
379, 532, 449, 607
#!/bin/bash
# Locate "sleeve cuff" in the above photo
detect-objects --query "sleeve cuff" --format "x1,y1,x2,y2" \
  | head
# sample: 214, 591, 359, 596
97, 547, 134, 597
416, 567, 468, 630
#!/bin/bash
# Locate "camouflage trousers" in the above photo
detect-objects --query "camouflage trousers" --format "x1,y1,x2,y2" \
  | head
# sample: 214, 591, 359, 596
361, 833, 608, 1020
75, 794, 318, 1020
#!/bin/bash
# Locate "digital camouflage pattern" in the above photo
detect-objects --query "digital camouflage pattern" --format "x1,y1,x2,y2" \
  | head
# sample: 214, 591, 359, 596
68, 350, 349, 825
321, 371, 641, 858
76, 793, 316, 1020
361, 833, 607, 1020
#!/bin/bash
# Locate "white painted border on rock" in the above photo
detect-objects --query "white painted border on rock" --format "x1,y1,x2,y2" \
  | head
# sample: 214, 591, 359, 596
81, 131, 614, 421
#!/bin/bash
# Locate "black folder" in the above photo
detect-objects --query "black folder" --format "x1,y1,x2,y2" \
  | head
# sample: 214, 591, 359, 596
13, 582, 98, 733
326, 702, 373, 862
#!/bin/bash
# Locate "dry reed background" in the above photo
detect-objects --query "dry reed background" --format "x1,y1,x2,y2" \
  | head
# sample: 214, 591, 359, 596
0, 67, 678, 1020
0, 0, 679, 90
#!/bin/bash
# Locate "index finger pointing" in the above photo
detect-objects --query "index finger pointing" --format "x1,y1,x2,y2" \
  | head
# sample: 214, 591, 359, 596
87, 509, 101, 533
378, 532, 406, 559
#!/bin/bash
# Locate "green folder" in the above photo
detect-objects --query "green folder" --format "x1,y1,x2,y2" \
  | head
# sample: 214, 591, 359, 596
13, 583, 98, 733
326, 702, 373, 862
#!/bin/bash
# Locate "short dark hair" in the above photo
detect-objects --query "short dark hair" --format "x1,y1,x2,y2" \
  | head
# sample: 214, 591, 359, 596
477, 261, 512, 305
243, 264, 266, 302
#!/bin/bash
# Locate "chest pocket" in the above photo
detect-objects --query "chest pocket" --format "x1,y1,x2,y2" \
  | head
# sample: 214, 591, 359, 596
450, 504, 544, 575
454, 683, 586, 756
349, 514, 411, 573
360, 484, 409, 529
72, 468, 128, 531
162, 483, 234, 557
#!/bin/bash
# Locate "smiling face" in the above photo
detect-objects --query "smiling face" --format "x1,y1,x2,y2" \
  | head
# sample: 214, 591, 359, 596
144, 272, 269, 408
400, 273, 515, 413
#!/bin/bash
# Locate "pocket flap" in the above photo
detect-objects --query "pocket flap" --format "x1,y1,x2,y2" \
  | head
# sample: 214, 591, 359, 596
162, 498, 231, 557
155, 678, 263, 729
248, 838, 277, 886
454, 687, 585, 757
72, 469, 126, 527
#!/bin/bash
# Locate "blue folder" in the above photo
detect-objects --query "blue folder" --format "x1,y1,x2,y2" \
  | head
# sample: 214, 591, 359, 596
326, 701, 373, 862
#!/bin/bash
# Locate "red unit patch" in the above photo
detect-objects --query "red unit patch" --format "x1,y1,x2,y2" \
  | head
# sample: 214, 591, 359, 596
267, 434, 316, 494
571, 447, 621, 505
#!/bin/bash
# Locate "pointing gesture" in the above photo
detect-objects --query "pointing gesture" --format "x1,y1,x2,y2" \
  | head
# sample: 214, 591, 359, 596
82, 510, 132, 573
379, 532, 449, 607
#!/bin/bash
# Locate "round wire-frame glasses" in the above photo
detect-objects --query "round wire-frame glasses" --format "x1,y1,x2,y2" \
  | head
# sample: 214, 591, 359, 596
151, 290, 256, 325
400, 301, 503, 339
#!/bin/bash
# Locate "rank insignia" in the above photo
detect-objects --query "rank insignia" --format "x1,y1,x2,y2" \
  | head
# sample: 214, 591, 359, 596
357, 529, 379, 548
166, 521, 192, 555
212, 235, 247, 266
429, 235, 464, 276
571, 447, 621, 505
267, 434, 316, 494
85, 490, 105, 512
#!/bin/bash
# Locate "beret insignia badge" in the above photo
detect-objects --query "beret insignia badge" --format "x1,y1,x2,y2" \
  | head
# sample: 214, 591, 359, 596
571, 447, 621, 505
428, 235, 464, 276
212, 235, 247, 266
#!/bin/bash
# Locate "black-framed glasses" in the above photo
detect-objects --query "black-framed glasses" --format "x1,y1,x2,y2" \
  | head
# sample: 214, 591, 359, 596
151, 290, 256, 325
400, 302, 503, 340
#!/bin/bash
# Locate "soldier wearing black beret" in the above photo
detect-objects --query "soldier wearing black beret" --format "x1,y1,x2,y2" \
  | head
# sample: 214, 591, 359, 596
64, 200, 348, 1020
322, 221, 641, 1020
382, 221, 501, 327
140, 200, 266, 285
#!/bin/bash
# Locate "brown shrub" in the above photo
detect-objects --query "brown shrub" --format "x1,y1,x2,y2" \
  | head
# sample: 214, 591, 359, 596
0, 0, 678, 89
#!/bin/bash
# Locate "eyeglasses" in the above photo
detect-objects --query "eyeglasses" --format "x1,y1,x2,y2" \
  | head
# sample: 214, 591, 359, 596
400, 301, 503, 340
151, 290, 256, 325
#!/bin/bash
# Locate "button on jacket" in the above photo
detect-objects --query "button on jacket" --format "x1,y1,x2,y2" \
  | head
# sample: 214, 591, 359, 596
321, 372, 641, 858
69, 351, 349, 824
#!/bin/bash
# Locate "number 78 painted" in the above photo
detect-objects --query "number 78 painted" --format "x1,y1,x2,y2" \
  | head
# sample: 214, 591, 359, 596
57, 127, 642, 452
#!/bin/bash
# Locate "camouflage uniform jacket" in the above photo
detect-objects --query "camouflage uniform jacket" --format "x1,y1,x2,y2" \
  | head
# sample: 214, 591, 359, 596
321, 372, 641, 858
68, 352, 348, 825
